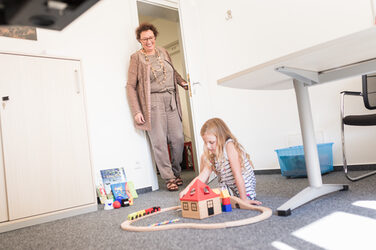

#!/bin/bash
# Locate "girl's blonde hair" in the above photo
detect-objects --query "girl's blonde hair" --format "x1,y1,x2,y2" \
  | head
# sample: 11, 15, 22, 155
200, 118, 253, 172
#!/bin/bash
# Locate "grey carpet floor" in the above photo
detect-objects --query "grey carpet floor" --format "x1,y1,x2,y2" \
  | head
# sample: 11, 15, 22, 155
1, 170, 376, 250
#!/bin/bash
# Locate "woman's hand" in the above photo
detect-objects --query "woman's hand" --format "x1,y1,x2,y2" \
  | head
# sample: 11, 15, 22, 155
134, 113, 145, 125
182, 82, 189, 90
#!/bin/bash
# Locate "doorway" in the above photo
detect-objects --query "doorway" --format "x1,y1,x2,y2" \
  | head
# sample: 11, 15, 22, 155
136, 0, 198, 186
207, 200, 214, 216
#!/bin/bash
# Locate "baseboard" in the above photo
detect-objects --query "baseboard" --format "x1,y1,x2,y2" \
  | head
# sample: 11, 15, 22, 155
136, 186, 152, 194
333, 164, 376, 171
0, 203, 97, 233
254, 169, 281, 175
254, 164, 376, 175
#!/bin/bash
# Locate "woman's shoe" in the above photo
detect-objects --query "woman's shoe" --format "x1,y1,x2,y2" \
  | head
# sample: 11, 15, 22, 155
174, 177, 183, 186
166, 179, 179, 191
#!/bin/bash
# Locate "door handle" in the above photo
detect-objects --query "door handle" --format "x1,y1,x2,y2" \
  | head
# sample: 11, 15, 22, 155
189, 82, 201, 97
187, 73, 201, 97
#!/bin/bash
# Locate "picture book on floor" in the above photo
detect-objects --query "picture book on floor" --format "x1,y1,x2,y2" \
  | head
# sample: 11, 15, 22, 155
100, 167, 127, 197
111, 182, 128, 200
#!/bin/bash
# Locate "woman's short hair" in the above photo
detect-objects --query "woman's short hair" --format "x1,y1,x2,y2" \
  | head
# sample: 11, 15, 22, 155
135, 23, 159, 40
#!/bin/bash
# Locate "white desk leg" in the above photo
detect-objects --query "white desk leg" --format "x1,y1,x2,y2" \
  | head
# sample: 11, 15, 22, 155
277, 79, 348, 216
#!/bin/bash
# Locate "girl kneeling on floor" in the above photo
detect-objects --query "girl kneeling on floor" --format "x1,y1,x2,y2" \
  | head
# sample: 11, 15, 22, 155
179, 118, 262, 205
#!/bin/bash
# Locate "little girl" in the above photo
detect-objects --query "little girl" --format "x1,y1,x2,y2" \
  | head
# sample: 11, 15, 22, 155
179, 118, 261, 205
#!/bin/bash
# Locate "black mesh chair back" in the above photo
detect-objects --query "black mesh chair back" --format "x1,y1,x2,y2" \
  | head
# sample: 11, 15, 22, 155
362, 74, 376, 110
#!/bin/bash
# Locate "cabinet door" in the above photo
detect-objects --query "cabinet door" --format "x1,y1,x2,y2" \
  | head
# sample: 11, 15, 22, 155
0, 54, 95, 220
0, 126, 8, 222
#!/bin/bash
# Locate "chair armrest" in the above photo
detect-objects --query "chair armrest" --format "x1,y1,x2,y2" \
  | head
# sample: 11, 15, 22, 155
340, 91, 362, 121
340, 91, 361, 96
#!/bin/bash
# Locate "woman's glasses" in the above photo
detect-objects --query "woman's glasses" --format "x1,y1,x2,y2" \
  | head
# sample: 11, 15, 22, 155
140, 36, 155, 43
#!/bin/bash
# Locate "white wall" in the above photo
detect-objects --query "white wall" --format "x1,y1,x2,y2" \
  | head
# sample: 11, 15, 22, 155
0, 0, 158, 190
186, 0, 376, 169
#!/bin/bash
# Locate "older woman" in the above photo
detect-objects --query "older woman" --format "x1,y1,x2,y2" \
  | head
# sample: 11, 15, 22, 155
126, 23, 188, 191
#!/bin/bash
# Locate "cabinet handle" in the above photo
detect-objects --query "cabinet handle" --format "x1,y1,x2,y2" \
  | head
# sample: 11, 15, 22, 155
2, 96, 9, 109
74, 70, 80, 94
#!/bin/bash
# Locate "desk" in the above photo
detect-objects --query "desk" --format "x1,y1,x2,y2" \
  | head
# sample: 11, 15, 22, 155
218, 26, 376, 216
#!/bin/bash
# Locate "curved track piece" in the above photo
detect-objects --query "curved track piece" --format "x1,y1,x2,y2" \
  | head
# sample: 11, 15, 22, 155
121, 196, 272, 232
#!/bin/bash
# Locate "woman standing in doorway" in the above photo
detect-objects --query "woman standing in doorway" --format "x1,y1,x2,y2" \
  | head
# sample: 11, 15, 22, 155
126, 23, 188, 191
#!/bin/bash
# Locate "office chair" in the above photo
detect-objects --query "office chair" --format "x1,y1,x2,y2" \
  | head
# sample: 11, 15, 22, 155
340, 73, 376, 181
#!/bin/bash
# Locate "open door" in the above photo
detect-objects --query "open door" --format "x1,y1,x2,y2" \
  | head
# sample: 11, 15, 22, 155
179, 1, 213, 174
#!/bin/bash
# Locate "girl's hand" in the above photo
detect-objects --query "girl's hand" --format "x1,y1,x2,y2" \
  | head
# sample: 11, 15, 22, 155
179, 157, 213, 199
134, 113, 145, 125
246, 199, 262, 206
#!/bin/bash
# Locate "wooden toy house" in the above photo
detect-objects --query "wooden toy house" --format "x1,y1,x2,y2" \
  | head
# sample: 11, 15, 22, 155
179, 179, 221, 219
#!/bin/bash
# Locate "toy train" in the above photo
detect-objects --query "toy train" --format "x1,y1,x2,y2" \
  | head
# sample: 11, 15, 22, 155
127, 206, 161, 220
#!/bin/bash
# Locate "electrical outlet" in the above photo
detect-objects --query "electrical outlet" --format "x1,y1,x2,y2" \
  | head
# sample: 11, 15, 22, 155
134, 161, 142, 170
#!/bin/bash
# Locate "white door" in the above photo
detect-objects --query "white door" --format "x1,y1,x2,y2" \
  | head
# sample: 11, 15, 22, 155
0, 54, 95, 220
179, 1, 213, 173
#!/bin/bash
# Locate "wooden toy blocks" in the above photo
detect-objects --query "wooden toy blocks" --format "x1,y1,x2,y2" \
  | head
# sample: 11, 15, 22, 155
219, 189, 232, 212
220, 189, 230, 198
222, 197, 231, 205
222, 204, 232, 212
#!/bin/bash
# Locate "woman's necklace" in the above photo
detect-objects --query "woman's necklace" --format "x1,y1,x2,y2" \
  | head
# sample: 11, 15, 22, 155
141, 49, 167, 85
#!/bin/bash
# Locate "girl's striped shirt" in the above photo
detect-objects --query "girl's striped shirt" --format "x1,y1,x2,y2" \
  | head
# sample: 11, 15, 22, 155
214, 139, 257, 200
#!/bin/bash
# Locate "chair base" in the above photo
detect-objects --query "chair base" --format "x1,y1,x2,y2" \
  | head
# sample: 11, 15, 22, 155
344, 166, 376, 182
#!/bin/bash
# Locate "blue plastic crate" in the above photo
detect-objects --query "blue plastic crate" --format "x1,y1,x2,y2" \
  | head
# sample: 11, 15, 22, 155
275, 143, 334, 178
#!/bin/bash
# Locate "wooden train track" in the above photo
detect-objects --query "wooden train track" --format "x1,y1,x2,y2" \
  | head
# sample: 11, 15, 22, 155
121, 196, 272, 232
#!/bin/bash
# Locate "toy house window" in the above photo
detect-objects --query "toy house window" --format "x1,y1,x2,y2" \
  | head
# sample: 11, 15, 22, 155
182, 202, 188, 210
191, 202, 197, 211
190, 188, 196, 195
203, 186, 210, 194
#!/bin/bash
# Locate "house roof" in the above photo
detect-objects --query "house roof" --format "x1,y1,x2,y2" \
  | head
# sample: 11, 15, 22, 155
180, 179, 219, 201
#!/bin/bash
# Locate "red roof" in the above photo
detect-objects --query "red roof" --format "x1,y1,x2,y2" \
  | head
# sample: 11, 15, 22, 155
180, 179, 219, 201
